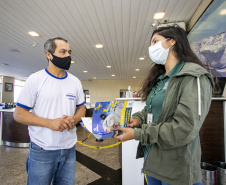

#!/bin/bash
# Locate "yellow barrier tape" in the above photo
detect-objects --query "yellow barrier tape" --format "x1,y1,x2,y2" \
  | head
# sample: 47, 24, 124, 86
77, 133, 121, 149
77, 140, 122, 149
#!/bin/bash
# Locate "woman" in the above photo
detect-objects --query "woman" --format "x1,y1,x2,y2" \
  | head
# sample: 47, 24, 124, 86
113, 25, 214, 185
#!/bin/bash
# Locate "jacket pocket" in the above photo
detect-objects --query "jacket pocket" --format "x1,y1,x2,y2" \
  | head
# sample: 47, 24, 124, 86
176, 144, 192, 166
148, 144, 178, 166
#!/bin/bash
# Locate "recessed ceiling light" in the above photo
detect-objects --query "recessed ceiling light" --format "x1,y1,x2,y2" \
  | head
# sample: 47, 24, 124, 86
83, 71, 88, 73
135, 69, 140, 71
106, 65, 111, 68
93, 77, 96, 79
111, 74, 115, 77
95, 44, 103, 48
133, 76, 137, 79
220, 9, 226, 15
153, 12, 166, 19
71, 61, 75, 63
139, 57, 145, 60
28, 31, 40, 37
32, 42, 37, 47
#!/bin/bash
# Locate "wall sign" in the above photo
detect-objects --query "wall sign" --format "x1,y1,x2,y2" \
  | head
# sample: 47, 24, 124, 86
5, 83, 13, 92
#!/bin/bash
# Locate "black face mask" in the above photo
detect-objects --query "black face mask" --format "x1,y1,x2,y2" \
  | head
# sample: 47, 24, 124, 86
50, 54, 71, 70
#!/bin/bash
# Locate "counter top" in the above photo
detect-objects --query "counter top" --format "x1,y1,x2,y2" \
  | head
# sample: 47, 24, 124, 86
115, 97, 142, 101
0, 108, 15, 112
212, 97, 226, 101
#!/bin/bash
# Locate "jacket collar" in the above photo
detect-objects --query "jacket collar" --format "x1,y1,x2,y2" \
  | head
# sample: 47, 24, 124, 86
177, 62, 214, 88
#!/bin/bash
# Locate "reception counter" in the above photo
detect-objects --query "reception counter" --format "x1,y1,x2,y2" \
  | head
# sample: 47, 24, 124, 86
200, 97, 226, 163
0, 109, 30, 147
115, 98, 145, 185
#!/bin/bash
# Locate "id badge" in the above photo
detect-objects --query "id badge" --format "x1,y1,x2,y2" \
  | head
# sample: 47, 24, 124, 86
147, 113, 153, 124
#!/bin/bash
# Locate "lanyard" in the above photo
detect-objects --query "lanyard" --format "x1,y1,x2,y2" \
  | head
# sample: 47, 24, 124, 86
146, 80, 167, 114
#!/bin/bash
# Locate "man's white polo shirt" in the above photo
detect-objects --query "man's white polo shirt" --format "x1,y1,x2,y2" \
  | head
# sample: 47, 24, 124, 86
17, 69, 84, 150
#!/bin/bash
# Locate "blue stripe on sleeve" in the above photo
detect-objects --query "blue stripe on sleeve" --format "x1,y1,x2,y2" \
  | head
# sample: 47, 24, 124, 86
16, 103, 32, 110
76, 102, 85, 107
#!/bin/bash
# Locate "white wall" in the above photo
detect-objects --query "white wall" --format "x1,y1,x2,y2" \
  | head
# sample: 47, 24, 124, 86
81, 78, 144, 105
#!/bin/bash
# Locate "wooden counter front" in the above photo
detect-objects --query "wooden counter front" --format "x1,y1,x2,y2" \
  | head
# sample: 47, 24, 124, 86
199, 100, 225, 163
2, 111, 30, 144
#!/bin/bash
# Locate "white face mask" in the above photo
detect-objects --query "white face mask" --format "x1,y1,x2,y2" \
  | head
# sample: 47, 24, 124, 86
148, 38, 171, 65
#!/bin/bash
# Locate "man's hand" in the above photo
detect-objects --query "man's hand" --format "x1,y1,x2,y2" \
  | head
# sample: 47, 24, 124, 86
62, 115, 76, 131
13, 106, 77, 131
127, 118, 141, 128
113, 125, 135, 142
48, 115, 75, 132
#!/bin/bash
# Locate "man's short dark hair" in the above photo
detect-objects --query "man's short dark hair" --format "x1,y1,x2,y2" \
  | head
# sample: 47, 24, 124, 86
44, 37, 68, 54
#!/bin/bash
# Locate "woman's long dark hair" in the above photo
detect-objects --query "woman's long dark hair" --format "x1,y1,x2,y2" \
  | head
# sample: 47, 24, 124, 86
140, 24, 209, 101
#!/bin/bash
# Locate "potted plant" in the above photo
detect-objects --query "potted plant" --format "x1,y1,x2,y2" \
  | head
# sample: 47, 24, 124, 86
133, 91, 138, 97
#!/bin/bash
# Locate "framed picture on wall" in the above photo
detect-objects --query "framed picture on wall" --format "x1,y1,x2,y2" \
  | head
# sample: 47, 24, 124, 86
188, 0, 226, 77
5, 83, 13, 92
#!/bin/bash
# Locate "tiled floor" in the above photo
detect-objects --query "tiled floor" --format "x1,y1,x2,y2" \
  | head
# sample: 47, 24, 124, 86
0, 125, 122, 185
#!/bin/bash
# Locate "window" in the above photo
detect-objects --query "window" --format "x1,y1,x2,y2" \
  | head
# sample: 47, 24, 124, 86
14, 79, 25, 102
83, 90, 89, 103
120, 89, 127, 98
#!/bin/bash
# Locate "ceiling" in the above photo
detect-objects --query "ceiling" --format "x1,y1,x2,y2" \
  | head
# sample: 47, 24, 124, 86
0, 0, 204, 81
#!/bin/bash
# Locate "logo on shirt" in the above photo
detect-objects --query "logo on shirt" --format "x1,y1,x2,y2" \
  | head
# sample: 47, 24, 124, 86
66, 93, 76, 100
163, 82, 168, 90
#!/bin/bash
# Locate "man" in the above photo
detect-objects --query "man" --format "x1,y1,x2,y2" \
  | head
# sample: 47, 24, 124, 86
14, 37, 86, 185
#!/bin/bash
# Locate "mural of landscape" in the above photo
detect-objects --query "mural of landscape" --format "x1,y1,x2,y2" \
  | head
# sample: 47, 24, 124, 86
188, 0, 226, 77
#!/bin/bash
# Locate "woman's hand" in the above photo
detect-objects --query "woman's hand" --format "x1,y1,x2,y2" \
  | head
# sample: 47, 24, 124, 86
113, 125, 135, 142
127, 118, 141, 128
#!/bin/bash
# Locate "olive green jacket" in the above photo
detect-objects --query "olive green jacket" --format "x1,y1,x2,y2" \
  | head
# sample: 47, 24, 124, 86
133, 62, 214, 185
